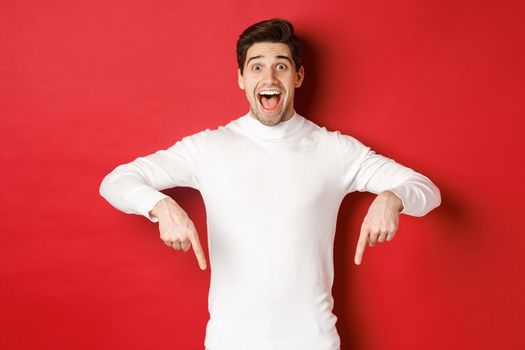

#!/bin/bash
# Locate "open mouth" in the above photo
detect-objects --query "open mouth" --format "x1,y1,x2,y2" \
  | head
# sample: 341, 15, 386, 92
257, 90, 282, 114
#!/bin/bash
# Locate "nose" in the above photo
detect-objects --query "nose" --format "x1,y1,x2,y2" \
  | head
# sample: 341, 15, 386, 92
261, 67, 278, 84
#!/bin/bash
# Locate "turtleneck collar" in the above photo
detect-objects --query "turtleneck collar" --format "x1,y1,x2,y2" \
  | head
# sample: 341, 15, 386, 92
235, 110, 306, 141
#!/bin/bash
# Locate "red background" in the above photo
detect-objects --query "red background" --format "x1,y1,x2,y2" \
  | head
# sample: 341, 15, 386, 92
2, 1, 524, 349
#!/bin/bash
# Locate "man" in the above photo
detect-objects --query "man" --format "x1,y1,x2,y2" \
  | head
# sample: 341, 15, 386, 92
100, 18, 440, 350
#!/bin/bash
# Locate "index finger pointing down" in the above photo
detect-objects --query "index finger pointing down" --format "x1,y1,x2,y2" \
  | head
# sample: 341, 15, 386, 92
354, 225, 369, 265
191, 235, 207, 270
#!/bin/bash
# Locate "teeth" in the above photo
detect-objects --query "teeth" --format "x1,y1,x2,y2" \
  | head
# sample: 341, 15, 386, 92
259, 90, 281, 96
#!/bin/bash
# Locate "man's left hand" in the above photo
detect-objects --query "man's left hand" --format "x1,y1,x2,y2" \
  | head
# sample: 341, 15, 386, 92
354, 191, 404, 265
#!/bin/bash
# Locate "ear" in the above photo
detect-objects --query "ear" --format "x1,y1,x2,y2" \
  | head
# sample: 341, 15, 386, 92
237, 68, 245, 90
295, 66, 305, 88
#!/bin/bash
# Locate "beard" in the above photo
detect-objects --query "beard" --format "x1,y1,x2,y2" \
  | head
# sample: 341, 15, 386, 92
248, 94, 293, 127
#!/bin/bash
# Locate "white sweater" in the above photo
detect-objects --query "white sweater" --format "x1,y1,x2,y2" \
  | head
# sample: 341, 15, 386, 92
100, 111, 441, 350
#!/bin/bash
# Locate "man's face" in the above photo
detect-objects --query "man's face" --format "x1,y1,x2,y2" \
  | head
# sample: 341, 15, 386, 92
238, 42, 305, 126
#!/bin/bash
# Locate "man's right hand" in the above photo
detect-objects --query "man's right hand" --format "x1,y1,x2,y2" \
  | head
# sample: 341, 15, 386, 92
149, 197, 207, 270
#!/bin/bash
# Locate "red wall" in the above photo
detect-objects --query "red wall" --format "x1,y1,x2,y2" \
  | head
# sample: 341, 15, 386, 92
2, 1, 524, 349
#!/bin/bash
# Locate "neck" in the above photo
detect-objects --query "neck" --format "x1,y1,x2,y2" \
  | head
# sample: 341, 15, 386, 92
236, 110, 305, 141
249, 108, 295, 127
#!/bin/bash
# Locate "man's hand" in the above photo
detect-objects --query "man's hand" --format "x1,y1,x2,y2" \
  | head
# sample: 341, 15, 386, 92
149, 197, 207, 270
354, 191, 403, 265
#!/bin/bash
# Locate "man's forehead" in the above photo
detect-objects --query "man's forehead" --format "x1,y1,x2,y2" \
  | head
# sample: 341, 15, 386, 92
246, 42, 292, 60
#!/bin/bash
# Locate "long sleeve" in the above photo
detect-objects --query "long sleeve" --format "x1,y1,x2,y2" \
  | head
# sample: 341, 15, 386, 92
338, 132, 441, 217
99, 131, 206, 222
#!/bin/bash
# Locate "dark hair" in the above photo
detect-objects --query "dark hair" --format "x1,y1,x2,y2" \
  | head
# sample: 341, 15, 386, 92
236, 18, 302, 75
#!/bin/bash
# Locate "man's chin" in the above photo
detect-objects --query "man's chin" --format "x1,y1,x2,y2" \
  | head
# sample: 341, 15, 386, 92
260, 115, 282, 126
251, 106, 289, 126
256, 113, 284, 126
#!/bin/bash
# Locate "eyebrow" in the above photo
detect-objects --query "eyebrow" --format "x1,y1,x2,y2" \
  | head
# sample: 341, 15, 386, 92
246, 55, 293, 66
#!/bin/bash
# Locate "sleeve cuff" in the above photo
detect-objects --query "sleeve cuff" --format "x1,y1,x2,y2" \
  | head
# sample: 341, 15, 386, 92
123, 187, 170, 222
386, 179, 441, 217
386, 188, 407, 215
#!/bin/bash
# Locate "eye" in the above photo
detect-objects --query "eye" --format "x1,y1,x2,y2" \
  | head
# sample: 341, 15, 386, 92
251, 64, 262, 71
276, 63, 287, 70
